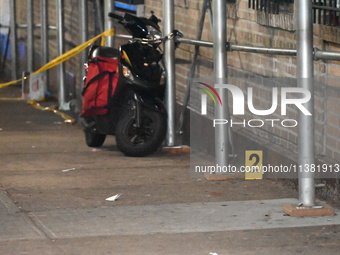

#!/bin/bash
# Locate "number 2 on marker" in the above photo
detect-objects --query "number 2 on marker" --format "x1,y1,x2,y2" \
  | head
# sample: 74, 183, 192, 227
245, 150, 263, 180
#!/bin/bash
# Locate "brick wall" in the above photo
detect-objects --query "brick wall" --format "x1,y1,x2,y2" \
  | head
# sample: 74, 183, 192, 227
144, 0, 340, 166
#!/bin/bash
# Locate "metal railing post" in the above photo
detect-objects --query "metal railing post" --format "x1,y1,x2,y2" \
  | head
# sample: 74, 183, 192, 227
296, 0, 315, 206
9, 0, 18, 80
163, 0, 176, 146
96, 0, 104, 33
104, 0, 115, 47
40, 0, 49, 91
27, 0, 34, 73
213, 0, 229, 169
79, 0, 88, 82
56, 0, 68, 109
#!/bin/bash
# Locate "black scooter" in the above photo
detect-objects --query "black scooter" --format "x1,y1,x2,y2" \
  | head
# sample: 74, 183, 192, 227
71, 12, 181, 157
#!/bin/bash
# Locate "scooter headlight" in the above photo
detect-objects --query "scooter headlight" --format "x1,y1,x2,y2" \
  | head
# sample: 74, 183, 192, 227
122, 65, 134, 81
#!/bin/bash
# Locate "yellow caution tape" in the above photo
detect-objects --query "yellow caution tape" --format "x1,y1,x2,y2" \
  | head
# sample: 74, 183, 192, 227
0, 28, 115, 90
0, 97, 22, 101
0, 78, 24, 89
27, 100, 76, 125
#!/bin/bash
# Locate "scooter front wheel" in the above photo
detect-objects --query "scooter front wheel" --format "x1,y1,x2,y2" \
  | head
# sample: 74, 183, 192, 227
115, 108, 167, 157
85, 129, 106, 147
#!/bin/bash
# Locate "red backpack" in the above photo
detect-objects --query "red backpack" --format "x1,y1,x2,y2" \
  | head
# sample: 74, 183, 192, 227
81, 57, 119, 117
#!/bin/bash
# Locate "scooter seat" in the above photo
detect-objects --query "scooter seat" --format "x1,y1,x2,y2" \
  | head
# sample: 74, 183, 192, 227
90, 45, 120, 59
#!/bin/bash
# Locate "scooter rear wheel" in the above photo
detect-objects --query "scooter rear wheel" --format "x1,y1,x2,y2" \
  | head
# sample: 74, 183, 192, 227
115, 108, 166, 157
85, 129, 106, 147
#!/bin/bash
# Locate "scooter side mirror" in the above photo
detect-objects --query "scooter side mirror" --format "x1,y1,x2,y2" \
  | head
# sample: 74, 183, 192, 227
172, 30, 183, 38
149, 11, 161, 25
172, 30, 183, 49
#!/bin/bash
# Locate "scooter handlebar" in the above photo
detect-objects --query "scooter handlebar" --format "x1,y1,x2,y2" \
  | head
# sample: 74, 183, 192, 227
108, 12, 123, 21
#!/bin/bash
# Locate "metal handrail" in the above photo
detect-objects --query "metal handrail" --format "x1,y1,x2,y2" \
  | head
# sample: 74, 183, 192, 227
177, 37, 340, 61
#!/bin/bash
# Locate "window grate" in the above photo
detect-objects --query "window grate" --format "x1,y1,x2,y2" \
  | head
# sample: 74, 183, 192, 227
248, 0, 294, 15
313, 0, 340, 26
248, 0, 340, 27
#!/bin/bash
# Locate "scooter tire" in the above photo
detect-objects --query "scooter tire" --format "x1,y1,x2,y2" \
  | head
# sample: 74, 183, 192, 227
115, 108, 167, 157
85, 129, 106, 147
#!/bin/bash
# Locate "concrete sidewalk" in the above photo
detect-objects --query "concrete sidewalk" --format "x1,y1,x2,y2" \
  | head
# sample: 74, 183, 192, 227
1, 85, 340, 255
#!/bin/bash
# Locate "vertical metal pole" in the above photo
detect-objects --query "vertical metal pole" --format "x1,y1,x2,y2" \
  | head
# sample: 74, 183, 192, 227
296, 0, 315, 206
2, 27, 11, 70
27, 0, 34, 72
79, 0, 88, 82
213, 0, 229, 168
178, 0, 209, 134
163, 0, 176, 146
56, 0, 68, 109
9, 0, 18, 80
104, 0, 115, 47
96, 0, 104, 33
41, 0, 49, 90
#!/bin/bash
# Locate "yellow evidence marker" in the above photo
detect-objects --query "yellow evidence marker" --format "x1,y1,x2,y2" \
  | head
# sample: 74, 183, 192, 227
245, 150, 263, 180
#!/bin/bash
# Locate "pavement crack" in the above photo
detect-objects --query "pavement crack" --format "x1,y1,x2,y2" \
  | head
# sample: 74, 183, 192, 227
26, 212, 58, 240
0, 185, 54, 240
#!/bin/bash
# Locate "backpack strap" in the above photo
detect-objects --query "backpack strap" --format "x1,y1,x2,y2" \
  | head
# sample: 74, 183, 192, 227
107, 72, 114, 101
82, 70, 116, 96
